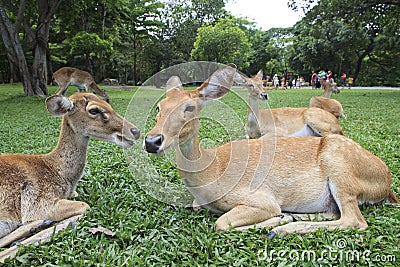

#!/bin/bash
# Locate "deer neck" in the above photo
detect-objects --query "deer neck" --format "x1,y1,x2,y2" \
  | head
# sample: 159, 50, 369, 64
46, 117, 89, 186
246, 95, 262, 138
176, 126, 217, 187
322, 88, 332, 98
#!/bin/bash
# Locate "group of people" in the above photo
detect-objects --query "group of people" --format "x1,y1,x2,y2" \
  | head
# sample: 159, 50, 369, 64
311, 70, 354, 89
264, 70, 354, 90
271, 74, 305, 89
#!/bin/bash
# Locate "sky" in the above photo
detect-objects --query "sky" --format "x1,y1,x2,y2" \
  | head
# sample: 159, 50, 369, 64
225, 0, 304, 30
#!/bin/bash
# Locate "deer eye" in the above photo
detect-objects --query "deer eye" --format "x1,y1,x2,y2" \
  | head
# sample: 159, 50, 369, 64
185, 106, 195, 112
89, 108, 100, 115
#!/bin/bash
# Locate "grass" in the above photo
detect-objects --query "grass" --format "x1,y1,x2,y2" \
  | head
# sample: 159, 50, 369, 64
0, 84, 399, 266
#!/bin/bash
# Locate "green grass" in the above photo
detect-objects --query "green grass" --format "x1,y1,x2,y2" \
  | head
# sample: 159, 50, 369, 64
0, 84, 399, 266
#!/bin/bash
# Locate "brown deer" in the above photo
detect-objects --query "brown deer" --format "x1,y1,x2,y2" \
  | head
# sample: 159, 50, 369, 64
234, 70, 343, 139
0, 93, 139, 248
144, 64, 398, 237
53, 67, 110, 103
309, 80, 345, 118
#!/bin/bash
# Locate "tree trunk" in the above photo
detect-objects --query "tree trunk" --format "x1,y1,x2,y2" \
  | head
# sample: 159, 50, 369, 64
8, 57, 20, 83
0, 0, 62, 96
133, 38, 138, 85
0, 1, 33, 95
353, 40, 374, 84
29, 0, 63, 96
31, 21, 51, 96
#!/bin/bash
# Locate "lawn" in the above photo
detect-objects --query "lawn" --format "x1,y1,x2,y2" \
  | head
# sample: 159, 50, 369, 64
0, 84, 399, 266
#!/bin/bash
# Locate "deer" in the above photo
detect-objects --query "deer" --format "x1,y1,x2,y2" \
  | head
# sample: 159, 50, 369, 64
234, 70, 344, 139
0, 93, 139, 252
53, 67, 110, 103
143, 64, 398, 237
309, 80, 345, 118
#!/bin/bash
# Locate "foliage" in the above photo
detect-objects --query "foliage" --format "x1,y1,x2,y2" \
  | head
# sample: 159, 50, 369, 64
288, 0, 400, 86
0, 84, 399, 266
69, 32, 113, 72
156, 0, 229, 67
0, 0, 63, 95
191, 18, 252, 67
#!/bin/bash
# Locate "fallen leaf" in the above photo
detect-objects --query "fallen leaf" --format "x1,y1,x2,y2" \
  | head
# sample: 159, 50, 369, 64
88, 226, 115, 236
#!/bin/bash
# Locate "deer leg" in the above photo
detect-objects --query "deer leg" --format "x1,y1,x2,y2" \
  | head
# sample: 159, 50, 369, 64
234, 211, 339, 232
288, 211, 339, 221
2, 199, 89, 247
0, 220, 54, 248
55, 84, 69, 96
235, 214, 294, 231
0, 215, 81, 263
48, 199, 90, 221
78, 85, 86, 93
269, 198, 367, 237
23, 199, 90, 223
215, 203, 281, 231
0, 221, 20, 240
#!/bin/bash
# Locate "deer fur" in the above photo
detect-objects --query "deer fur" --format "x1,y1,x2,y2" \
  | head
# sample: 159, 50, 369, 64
235, 70, 344, 139
310, 81, 345, 118
144, 64, 398, 236
0, 93, 139, 243
53, 67, 110, 103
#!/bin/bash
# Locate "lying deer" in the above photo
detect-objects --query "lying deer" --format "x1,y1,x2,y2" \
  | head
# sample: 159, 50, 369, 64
235, 70, 343, 139
0, 93, 139, 247
309, 80, 345, 118
53, 67, 110, 103
144, 64, 398, 236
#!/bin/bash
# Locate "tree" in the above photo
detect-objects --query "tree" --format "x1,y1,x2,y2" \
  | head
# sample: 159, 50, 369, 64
191, 18, 252, 68
0, 0, 63, 96
50, 0, 163, 85
69, 32, 113, 75
157, 0, 229, 68
288, 0, 400, 85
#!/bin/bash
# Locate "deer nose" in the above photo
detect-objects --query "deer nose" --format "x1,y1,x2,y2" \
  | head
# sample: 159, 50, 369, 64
131, 128, 140, 140
145, 134, 164, 153
261, 92, 269, 100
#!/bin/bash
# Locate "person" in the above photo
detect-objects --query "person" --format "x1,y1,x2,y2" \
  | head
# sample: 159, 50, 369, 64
315, 73, 321, 89
319, 70, 327, 81
327, 71, 333, 83
273, 74, 279, 89
288, 78, 294, 89
341, 73, 347, 88
311, 71, 317, 89
281, 76, 286, 90
348, 76, 354, 89
295, 76, 301, 88
300, 77, 304, 88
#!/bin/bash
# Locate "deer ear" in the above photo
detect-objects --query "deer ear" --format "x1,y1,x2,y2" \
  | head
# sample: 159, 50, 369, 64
256, 69, 263, 79
166, 76, 183, 92
46, 95, 75, 116
197, 64, 236, 102
233, 72, 247, 85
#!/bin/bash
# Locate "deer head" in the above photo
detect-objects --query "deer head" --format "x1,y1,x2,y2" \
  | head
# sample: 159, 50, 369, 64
46, 93, 139, 147
234, 69, 269, 100
144, 64, 236, 154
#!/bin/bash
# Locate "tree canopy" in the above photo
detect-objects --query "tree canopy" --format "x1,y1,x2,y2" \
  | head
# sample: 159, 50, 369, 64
191, 18, 252, 68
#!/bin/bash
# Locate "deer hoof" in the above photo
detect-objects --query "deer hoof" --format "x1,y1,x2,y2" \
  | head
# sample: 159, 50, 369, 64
266, 231, 277, 240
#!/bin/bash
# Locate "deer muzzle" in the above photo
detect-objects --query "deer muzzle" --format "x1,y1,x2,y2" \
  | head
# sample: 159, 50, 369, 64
144, 134, 164, 153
